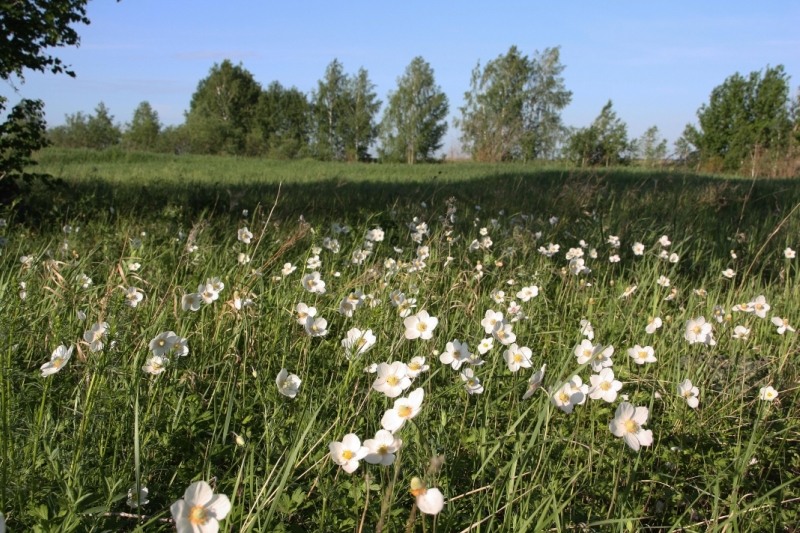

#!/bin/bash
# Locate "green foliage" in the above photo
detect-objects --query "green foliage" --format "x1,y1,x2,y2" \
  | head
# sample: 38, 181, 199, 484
0, 0, 90, 81
566, 100, 632, 167
310, 60, 381, 161
2, 155, 800, 531
0, 98, 48, 180
686, 65, 794, 175
123, 101, 161, 151
456, 45, 572, 162
185, 60, 262, 155
378, 56, 449, 164
634, 125, 668, 167
47, 102, 122, 149
248, 82, 310, 158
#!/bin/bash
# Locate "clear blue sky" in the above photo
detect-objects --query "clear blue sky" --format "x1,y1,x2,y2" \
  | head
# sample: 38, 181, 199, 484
3, 0, 799, 156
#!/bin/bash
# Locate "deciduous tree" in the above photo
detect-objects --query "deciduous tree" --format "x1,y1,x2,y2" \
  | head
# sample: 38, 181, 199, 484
456, 46, 571, 162
124, 101, 161, 151
378, 56, 449, 163
566, 100, 631, 167
185, 60, 262, 155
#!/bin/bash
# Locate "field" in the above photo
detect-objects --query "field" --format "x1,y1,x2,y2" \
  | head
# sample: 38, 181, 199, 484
1, 148, 799, 531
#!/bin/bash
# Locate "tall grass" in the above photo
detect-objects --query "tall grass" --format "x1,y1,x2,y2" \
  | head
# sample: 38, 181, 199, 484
0, 148, 798, 531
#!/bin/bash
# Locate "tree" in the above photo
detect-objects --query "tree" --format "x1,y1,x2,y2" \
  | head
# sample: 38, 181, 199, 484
455, 45, 571, 162
521, 47, 572, 160
248, 81, 310, 158
378, 56, 449, 163
185, 60, 262, 155
0, 0, 90, 81
124, 101, 161, 151
310, 60, 380, 161
343, 67, 381, 161
634, 125, 667, 167
85, 102, 120, 149
566, 100, 631, 167
686, 65, 793, 173
310, 59, 349, 160
1, 0, 91, 195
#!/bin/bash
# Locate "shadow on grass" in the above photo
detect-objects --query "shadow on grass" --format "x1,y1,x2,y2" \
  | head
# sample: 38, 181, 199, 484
11, 168, 800, 233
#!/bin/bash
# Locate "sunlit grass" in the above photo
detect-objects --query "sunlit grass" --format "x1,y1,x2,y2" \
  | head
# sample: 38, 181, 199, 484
0, 151, 798, 531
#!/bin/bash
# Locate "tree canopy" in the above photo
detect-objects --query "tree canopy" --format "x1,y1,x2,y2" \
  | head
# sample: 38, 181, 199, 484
378, 56, 449, 163
456, 46, 572, 162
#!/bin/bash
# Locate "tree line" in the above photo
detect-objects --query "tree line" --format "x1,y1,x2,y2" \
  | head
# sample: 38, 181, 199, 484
2, 0, 799, 179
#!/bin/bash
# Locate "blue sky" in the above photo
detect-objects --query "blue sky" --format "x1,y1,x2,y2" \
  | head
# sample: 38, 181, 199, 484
3, 0, 799, 155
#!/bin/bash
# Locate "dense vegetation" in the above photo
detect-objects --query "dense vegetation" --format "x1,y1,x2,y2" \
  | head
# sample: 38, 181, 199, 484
1, 152, 799, 531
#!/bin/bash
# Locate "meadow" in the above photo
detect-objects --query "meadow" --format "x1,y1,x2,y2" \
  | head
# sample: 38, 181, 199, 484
1, 148, 799, 531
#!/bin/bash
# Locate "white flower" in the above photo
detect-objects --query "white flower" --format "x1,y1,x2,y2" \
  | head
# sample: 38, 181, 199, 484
461, 368, 484, 394
304, 316, 328, 337
684, 317, 716, 346
372, 362, 411, 398
181, 292, 202, 312
732, 325, 751, 340
588, 368, 623, 403
609, 402, 653, 451
522, 364, 546, 399
405, 356, 429, 378
503, 344, 532, 372
281, 262, 297, 276
551, 375, 587, 414
477, 337, 494, 355
363, 429, 402, 465
439, 340, 470, 370
83, 321, 109, 352
124, 286, 144, 308
480, 309, 504, 334
149, 331, 179, 356
656, 275, 670, 287
238, 227, 253, 244
142, 354, 168, 375
301, 271, 326, 294
784, 247, 796, 259
669, 252, 680, 264
365, 227, 385, 242
579, 319, 594, 340
749, 295, 770, 319
492, 322, 516, 345
381, 387, 424, 432
516, 285, 539, 302
658, 235, 671, 247
645, 317, 662, 334
771, 316, 795, 335
40, 344, 73, 377
126, 485, 150, 508
404, 310, 438, 340
677, 379, 700, 408
276, 368, 302, 398
632, 242, 645, 256
237, 252, 250, 265
329, 433, 369, 474
294, 302, 317, 324
170, 480, 231, 533
341, 328, 377, 359
410, 477, 444, 516
628, 344, 656, 365
490, 288, 506, 304
722, 268, 736, 279
759, 386, 779, 401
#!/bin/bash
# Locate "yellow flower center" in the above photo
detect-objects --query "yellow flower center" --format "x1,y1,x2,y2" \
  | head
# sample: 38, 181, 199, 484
408, 362, 420, 371
558, 391, 570, 403
386, 376, 399, 386
53, 357, 65, 369
514, 353, 523, 363
600, 382, 611, 391
397, 405, 413, 418
342, 450, 354, 460
377, 445, 389, 454
638, 351, 648, 360
623, 419, 639, 434
417, 322, 428, 332
188, 504, 208, 525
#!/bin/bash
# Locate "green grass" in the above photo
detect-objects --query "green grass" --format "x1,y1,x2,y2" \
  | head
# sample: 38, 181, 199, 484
0, 147, 798, 531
